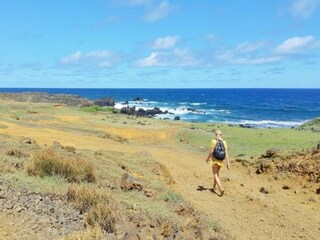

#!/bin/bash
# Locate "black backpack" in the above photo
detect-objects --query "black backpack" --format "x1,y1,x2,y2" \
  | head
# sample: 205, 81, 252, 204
212, 140, 226, 160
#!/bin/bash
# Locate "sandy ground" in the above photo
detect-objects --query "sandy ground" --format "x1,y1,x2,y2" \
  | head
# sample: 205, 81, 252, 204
0, 112, 319, 240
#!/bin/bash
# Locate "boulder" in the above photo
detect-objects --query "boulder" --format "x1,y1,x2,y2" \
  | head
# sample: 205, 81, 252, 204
133, 97, 143, 101
120, 106, 136, 115
120, 173, 143, 191
93, 97, 116, 107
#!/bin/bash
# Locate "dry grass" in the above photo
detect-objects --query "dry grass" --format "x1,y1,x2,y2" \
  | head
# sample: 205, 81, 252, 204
66, 184, 100, 213
6, 148, 25, 158
85, 203, 118, 233
67, 184, 123, 233
62, 226, 105, 240
26, 148, 96, 183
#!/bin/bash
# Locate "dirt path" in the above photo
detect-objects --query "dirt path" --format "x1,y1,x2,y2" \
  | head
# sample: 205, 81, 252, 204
149, 148, 320, 240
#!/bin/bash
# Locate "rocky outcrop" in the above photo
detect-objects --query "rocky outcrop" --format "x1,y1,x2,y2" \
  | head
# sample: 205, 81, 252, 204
120, 173, 143, 191
0, 178, 84, 239
120, 106, 168, 117
93, 97, 116, 107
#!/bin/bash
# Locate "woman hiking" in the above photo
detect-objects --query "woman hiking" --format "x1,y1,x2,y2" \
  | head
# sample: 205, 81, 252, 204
206, 129, 230, 196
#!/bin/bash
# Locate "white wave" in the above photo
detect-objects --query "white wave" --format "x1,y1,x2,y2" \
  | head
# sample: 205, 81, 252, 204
114, 103, 127, 109
190, 102, 207, 106
166, 107, 207, 115
236, 120, 307, 128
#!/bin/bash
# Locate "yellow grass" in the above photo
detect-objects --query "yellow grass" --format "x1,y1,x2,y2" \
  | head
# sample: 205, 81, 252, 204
26, 148, 96, 183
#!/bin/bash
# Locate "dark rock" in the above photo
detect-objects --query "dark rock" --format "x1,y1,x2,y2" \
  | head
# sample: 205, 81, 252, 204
120, 106, 165, 117
144, 189, 156, 198
260, 149, 280, 159
120, 173, 143, 191
93, 97, 116, 107
260, 187, 269, 194
133, 97, 143, 101
239, 124, 252, 128
316, 188, 320, 195
120, 106, 136, 115
174, 116, 180, 121
20, 137, 36, 145
282, 185, 290, 190
256, 162, 273, 174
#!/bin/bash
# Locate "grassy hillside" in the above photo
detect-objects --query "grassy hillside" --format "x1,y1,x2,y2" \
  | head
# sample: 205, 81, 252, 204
0, 97, 319, 239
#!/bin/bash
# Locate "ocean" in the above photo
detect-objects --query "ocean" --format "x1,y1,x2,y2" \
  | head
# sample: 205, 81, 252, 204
1, 88, 320, 128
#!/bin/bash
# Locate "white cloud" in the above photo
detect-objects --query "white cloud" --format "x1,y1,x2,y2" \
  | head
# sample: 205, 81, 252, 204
60, 50, 116, 67
152, 35, 179, 49
144, 1, 173, 22
86, 50, 112, 58
173, 48, 200, 66
275, 36, 316, 54
291, 0, 320, 18
215, 45, 282, 65
236, 41, 268, 53
232, 56, 283, 65
136, 52, 163, 67
135, 47, 200, 68
60, 51, 82, 64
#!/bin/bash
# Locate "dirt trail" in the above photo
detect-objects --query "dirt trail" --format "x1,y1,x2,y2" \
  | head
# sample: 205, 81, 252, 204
149, 148, 320, 240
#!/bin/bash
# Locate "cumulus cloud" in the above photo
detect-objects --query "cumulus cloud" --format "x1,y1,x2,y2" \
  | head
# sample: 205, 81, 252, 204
136, 52, 163, 67
152, 35, 179, 49
236, 41, 269, 53
60, 50, 116, 67
215, 50, 282, 65
144, 1, 173, 22
86, 50, 112, 58
291, 0, 320, 18
60, 51, 82, 64
275, 36, 317, 54
136, 47, 200, 67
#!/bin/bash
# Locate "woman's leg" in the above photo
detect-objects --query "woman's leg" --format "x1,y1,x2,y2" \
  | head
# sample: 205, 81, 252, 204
212, 164, 223, 192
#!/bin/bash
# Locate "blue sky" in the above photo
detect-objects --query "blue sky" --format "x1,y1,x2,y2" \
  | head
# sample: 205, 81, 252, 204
0, 0, 320, 88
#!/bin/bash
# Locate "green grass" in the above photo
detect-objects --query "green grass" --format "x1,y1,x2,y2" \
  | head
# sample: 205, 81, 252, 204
1, 172, 68, 195
297, 118, 320, 131
177, 123, 320, 159
79, 105, 119, 114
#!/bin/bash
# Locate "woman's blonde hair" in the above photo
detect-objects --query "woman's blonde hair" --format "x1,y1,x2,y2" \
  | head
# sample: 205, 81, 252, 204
215, 129, 222, 136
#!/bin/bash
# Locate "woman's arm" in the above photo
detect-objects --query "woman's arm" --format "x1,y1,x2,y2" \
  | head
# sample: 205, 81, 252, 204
206, 147, 213, 163
225, 148, 230, 170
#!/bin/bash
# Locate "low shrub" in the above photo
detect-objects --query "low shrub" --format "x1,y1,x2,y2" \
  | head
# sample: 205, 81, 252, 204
26, 148, 96, 183
67, 185, 122, 233
85, 203, 117, 233
66, 184, 100, 213
6, 148, 25, 158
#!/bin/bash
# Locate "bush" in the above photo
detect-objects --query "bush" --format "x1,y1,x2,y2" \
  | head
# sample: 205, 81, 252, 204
67, 184, 100, 213
26, 148, 96, 183
66, 185, 121, 233
6, 148, 25, 158
85, 204, 117, 233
